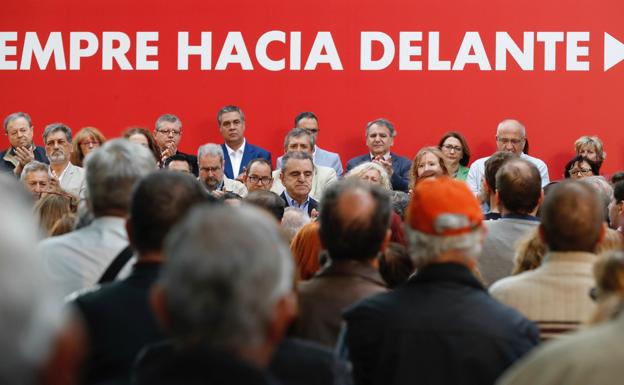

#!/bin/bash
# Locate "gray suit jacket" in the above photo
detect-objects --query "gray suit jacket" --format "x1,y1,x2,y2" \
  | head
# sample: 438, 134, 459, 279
276, 146, 343, 176
60, 163, 86, 198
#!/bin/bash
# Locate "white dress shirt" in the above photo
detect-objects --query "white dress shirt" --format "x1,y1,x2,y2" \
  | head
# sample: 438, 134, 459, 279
225, 139, 246, 178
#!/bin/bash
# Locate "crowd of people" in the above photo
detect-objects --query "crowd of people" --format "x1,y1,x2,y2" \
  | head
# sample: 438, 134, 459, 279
1, 107, 623, 385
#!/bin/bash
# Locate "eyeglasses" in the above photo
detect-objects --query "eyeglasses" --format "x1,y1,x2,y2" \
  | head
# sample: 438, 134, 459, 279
200, 166, 221, 173
442, 144, 462, 152
157, 129, 181, 136
248, 175, 272, 184
570, 167, 593, 175
496, 137, 524, 145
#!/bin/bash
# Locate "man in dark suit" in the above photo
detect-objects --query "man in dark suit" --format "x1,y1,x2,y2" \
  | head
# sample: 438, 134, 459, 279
343, 177, 539, 385
278, 151, 318, 217
1, 112, 48, 175
218, 105, 271, 179
345, 118, 411, 192
154, 113, 198, 175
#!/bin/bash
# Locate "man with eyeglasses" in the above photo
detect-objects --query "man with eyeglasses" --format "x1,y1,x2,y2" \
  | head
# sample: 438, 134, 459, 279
154, 114, 198, 175
276, 112, 343, 176
467, 119, 550, 197
217, 105, 272, 180
1, 112, 49, 176
242, 158, 274, 193
197, 143, 248, 199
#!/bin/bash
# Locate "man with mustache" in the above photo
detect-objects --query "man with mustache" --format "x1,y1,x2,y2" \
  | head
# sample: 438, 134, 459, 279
197, 143, 248, 198
1, 112, 49, 175
43, 123, 86, 198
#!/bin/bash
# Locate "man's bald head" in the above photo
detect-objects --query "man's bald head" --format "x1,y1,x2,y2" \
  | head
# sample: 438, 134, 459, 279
496, 158, 542, 215
540, 181, 605, 252
320, 180, 392, 261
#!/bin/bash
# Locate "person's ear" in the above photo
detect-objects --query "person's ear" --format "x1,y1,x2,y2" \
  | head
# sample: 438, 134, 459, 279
150, 284, 171, 335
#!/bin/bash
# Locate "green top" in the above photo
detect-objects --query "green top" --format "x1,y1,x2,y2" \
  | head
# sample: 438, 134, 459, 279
455, 164, 470, 180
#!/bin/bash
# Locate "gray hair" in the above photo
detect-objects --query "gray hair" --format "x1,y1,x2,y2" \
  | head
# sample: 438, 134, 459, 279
365, 118, 396, 137
283, 127, 315, 151
580, 176, 614, 219
346, 162, 391, 191
42, 123, 72, 143
0, 173, 65, 385
197, 143, 224, 163
406, 227, 483, 268
280, 151, 314, 175
85, 139, 157, 215
3, 112, 32, 133
217, 105, 245, 125
281, 207, 311, 242
496, 119, 526, 138
20, 161, 49, 181
161, 204, 294, 349
155, 113, 182, 131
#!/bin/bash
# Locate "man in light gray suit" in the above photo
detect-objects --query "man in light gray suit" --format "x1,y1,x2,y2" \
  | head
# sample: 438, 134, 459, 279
276, 112, 343, 176
43, 123, 86, 198
478, 158, 543, 286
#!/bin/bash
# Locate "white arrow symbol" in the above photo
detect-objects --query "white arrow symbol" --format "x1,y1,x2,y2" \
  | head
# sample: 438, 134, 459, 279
604, 32, 624, 71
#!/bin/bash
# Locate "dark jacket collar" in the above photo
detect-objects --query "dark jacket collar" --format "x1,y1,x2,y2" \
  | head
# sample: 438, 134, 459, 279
409, 262, 485, 291
316, 259, 386, 287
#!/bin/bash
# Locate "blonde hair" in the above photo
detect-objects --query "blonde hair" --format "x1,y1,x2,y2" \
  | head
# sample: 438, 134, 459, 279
575, 135, 606, 162
346, 162, 392, 191
34, 193, 78, 236
512, 228, 546, 275
589, 251, 624, 325
71, 126, 106, 167
409, 147, 449, 189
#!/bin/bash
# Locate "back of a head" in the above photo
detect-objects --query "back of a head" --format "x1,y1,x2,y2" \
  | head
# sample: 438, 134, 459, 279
290, 221, 323, 280
378, 242, 414, 288
0, 174, 65, 385
319, 179, 392, 262
85, 139, 157, 216
484, 151, 515, 192
496, 158, 542, 214
281, 207, 311, 243
161, 205, 294, 350
130, 171, 210, 255
34, 193, 75, 236
541, 181, 604, 252
244, 190, 286, 221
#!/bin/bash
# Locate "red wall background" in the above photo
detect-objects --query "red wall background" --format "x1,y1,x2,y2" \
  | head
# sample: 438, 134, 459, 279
1, 0, 623, 178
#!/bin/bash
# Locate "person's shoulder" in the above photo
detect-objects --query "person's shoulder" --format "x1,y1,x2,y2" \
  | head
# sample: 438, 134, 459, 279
344, 286, 399, 320
246, 142, 270, 155
469, 156, 489, 169
390, 152, 411, 163
522, 153, 548, 167
346, 154, 369, 165
315, 146, 341, 160
489, 271, 537, 296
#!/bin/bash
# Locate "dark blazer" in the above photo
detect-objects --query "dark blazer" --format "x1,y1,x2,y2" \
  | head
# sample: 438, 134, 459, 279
345, 152, 411, 192
343, 263, 539, 385
175, 151, 198, 176
1, 145, 49, 172
279, 192, 318, 217
221, 142, 271, 179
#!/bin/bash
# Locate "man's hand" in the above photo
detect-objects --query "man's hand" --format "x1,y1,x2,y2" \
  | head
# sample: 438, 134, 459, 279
15, 146, 34, 166
235, 168, 246, 183
373, 155, 394, 177
211, 189, 226, 199
160, 143, 177, 163
310, 208, 319, 220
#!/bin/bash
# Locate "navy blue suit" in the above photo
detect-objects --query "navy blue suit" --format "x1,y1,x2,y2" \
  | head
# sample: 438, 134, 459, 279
280, 192, 318, 217
1, 145, 49, 173
221, 142, 271, 179
345, 153, 412, 192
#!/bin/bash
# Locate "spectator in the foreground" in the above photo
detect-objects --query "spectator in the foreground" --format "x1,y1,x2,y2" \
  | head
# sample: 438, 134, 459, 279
344, 177, 538, 385
244, 190, 286, 222
34, 193, 78, 237
490, 180, 605, 339
478, 158, 543, 286
38, 139, 157, 297
20, 160, 50, 200
481, 151, 515, 220
71, 171, 209, 385
294, 180, 390, 347
496, 252, 624, 385
281, 207, 311, 243
290, 221, 324, 281
378, 242, 414, 288
609, 181, 624, 233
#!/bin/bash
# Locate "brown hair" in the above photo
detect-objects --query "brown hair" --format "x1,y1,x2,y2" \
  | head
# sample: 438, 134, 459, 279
34, 193, 78, 236
512, 228, 546, 275
71, 126, 107, 167
438, 131, 471, 166
409, 147, 449, 189
290, 221, 323, 281
123, 127, 162, 164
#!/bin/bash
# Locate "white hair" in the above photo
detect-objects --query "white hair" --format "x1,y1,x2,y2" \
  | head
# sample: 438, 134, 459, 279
406, 227, 483, 268
161, 204, 294, 350
0, 174, 65, 385
496, 119, 526, 138
346, 161, 392, 191
281, 207, 311, 241
20, 161, 49, 181
197, 143, 224, 162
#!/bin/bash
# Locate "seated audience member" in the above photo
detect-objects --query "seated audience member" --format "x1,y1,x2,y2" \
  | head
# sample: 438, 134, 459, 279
35, 192, 78, 237
580, 175, 614, 221
409, 146, 449, 190
20, 160, 50, 200
563, 155, 600, 179
490, 181, 605, 339
574, 135, 606, 167
72, 171, 208, 385
271, 128, 337, 201
38, 139, 157, 297
221, 191, 243, 206
277, 151, 319, 217
378, 242, 414, 288
346, 118, 412, 192
71, 126, 106, 167
511, 228, 546, 275
390, 190, 409, 220
294, 180, 390, 347
135, 205, 296, 385
43, 123, 86, 198
589, 251, 624, 325
481, 151, 515, 220
281, 207, 311, 244
197, 143, 248, 198
50, 213, 77, 237
163, 153, 192, 173
153, 114, 198, 174
467, 119, 549, 196
596, 228, 624, 254
344, 177, 538, 385
0, 173, 84, 385
609, 181, 624, 233
611, 171, 624, 185
346, 161, 392, 191
244, 190, 286, 222
242, 158, 274, 193
496, 251, 624, 385
290, 221, 324, 281
124, 127, 162, 165
217, 105, 271, 179
438, 131, 471, 180
1, 111, 49, 175
276, 112, 344, 176
479, 158, 543, 286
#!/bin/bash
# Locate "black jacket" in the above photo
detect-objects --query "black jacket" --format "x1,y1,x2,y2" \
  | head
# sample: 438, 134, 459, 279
1, 145, 48, 172
280, 192, 319, 217
343, 263, 539, 385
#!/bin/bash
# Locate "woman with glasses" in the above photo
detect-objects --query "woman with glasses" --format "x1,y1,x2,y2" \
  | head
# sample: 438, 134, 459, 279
438, 131, 471, 180
71, 127, 106, 167
564, 155, 600, 180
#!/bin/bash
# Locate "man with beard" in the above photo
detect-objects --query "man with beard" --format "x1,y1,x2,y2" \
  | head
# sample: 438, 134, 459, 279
1, 112, 49, 175
197, 143, 248, 198
43, 123, 86, 198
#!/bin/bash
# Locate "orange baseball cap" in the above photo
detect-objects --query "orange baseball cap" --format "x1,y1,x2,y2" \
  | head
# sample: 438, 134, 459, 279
407, 177, 483, 236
